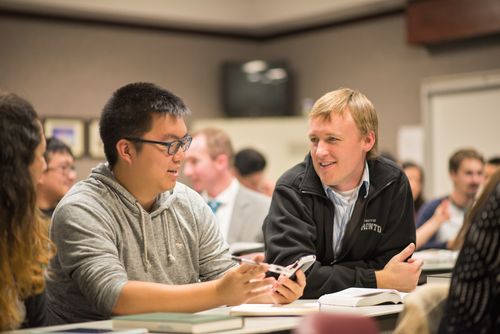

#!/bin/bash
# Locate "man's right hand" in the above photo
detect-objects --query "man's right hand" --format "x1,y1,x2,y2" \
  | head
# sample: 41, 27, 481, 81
375, 243, 423, 292
215, 262, 276, 306
433, 199, 451, 225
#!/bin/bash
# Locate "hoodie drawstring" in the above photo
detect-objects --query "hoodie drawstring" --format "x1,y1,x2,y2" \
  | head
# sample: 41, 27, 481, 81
161, 211, 176, 263
136, 202, 151, 271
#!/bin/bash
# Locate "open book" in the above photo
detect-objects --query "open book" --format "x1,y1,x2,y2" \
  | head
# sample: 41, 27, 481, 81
112, 312, 243, 334
318, 288, 408, 307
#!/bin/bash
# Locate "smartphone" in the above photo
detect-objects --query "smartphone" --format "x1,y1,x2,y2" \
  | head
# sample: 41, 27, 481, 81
285, 255, 316, 281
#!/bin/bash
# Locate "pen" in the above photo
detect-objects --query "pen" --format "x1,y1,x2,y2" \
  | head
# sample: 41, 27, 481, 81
230, 255, 291, 275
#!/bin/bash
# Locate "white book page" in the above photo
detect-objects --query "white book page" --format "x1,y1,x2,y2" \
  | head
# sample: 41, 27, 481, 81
319, 288, 406, 307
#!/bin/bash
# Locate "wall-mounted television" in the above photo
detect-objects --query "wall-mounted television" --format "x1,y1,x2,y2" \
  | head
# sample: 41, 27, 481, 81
222, 60, 293, 117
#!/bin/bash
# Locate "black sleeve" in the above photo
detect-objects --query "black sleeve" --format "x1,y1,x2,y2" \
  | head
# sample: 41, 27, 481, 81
264, 183, 377, 298
264, 171, 416, 298
22, 290, 47, 328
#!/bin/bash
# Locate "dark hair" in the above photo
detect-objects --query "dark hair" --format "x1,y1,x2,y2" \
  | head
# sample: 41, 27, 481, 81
487, 156, 500, 166
44, 137, 73, 163
401, 161, 425, 212
100, 82, 191, 166
234, 148, 267, 176
448, 148, 484, 173
0, 93, 53, 329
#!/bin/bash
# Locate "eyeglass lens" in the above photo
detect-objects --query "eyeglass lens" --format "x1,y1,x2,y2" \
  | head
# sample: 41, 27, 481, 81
168, 137, 192, 155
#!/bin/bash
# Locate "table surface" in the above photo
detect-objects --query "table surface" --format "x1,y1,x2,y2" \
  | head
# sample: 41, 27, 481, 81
9, 300, 403, 334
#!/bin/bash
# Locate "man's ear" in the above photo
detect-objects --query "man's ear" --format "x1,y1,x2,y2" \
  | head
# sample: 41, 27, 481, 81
362, 131, 376, 152
449, 170, 458, 184
214, 154, 230, 171
116, 139, 135, 165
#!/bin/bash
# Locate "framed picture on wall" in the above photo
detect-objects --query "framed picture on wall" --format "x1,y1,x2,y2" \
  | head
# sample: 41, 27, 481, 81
88, 119, 105, 160
44, 118, 85, 158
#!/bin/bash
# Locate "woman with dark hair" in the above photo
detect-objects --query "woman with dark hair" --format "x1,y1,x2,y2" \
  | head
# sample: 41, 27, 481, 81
439, 168, 500, 333
0, 92, 54, 330
402, 161, 425, 214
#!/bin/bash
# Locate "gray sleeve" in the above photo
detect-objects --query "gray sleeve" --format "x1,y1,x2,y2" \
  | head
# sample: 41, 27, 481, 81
51, 200, 128, 315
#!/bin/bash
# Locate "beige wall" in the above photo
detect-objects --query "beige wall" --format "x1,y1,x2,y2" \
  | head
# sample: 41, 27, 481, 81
257, 14, 500, 155
0, 14, 258, 177
1, 13, 500, 180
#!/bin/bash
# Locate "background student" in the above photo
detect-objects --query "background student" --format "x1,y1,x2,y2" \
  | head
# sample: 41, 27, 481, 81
46, 82, 305, 324
402, 161, 425, 215
0, 92, 54, 330
183, 128, 271, 244
234, 147, 275, 197
37, 137, 76, 218
482, 156, 500, 186
416, 148, 484, 250
264, 88, 422, 298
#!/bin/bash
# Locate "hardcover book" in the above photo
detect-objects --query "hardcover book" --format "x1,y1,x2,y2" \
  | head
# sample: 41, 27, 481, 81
112, 312, 243, 334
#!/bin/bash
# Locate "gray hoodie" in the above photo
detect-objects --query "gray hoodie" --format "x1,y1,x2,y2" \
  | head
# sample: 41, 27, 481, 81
46, 163, 234, 324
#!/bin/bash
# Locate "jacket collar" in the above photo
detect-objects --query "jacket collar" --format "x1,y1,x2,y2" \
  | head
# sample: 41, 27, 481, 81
298, 154, 398, 199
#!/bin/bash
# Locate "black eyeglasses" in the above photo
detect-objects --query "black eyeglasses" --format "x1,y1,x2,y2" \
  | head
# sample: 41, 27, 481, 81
45, 165, 76, 176
125, 135, 192, 156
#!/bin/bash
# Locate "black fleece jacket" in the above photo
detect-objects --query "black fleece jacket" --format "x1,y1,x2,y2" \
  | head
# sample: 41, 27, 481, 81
263, 155, 415, 298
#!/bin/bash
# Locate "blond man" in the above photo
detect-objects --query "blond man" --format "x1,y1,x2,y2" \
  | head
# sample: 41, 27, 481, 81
264, 88, 422, 298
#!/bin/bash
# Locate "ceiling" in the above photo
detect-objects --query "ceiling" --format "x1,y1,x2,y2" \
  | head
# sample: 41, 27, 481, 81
0, 0, 406, 37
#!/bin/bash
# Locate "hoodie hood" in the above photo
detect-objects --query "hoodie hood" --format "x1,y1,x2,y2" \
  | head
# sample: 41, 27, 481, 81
90, 163, 176, 217
90, 163, 178, 270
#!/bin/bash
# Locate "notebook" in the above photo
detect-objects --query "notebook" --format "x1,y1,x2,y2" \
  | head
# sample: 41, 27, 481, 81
112, 312, 243, 334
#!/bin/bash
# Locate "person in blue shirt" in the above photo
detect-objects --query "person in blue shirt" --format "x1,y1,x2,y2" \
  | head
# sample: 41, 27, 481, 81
415, 148, 484, 249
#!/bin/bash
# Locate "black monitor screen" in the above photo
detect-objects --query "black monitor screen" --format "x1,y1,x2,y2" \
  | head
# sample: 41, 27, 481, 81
222, 60, 293, 117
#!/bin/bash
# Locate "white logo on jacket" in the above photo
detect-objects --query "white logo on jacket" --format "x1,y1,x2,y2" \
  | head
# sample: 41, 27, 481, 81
360, 218, 382, 233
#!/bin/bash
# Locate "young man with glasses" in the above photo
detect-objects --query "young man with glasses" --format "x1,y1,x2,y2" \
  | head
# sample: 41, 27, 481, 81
36, 137, 76, 218
46, 82, 305, 324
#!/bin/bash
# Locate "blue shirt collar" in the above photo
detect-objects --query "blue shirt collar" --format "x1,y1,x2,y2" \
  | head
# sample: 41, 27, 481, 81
323, 162, 370, 199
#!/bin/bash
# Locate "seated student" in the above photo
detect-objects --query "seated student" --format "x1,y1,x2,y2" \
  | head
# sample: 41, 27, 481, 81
264, 88, 422, 299
37, 137, 76, 218
416, 149, 484, 250
0, 92, 54, 330
438, 169, 500, 334
183, 129, 271, 244
234, 148, 275, 197
483, 156, 500, 186
46, 82, 305, 324
402, 161, 425, 214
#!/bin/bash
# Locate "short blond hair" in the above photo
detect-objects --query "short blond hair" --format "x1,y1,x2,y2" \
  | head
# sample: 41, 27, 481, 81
309, 88, 378, 159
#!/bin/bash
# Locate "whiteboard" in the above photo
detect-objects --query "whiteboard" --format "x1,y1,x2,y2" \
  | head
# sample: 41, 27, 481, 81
422, 70, 500, 198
